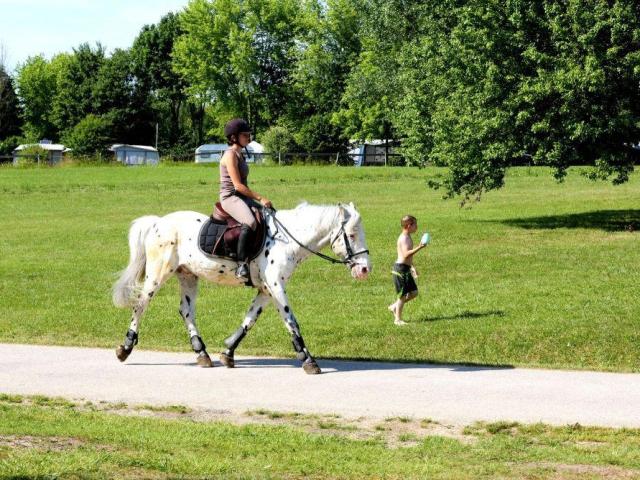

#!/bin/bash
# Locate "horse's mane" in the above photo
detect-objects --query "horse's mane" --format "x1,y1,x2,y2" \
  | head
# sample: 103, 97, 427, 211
286, 201, 361, 233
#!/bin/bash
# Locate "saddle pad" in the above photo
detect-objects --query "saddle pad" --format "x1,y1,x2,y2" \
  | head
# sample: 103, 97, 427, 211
198, 218, 234, 258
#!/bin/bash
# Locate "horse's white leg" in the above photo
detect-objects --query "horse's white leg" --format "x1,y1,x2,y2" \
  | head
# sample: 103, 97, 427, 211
116, 246, 176, 362
219, 291, 270, 368
265, 281, 321, 375
176, 271, 212, 368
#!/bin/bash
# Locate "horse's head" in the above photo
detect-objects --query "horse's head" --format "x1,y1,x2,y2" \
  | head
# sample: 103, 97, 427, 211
330, 203, 371, 280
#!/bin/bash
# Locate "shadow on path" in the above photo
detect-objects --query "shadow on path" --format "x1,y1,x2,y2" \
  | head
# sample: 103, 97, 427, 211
228, 357, 514, 374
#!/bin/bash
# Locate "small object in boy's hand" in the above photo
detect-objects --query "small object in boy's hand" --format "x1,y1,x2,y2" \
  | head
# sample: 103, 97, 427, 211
420, 233, 431, 245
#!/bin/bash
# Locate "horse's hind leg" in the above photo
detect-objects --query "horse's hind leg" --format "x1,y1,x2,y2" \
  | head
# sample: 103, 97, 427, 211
177, 271, 212, 368
220, 291, 270, 368
116, 250, 175, 362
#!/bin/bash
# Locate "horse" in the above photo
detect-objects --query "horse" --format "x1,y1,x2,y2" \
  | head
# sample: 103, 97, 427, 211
112, 202, 371, 374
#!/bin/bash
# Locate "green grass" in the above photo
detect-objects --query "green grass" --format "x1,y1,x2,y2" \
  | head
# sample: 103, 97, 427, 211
1, 396, 639, 479
0, 164, 638, 371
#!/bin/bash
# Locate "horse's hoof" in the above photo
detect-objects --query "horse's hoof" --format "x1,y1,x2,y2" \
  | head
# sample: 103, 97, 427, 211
219, 351, 234, 368
197, 352, 213, 368
116, 345, 131, 362
303, 360, 321, 375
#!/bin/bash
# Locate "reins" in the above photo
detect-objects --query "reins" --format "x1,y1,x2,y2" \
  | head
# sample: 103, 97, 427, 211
264, 208, 369, 266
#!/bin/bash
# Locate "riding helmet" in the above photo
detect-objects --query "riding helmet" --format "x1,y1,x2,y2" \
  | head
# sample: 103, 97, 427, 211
224, 118, 252, 139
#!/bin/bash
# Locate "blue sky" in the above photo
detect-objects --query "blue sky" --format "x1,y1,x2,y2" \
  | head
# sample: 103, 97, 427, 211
0, 0, 189, 73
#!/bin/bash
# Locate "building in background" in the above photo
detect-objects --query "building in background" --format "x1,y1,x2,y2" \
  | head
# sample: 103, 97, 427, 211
195, 141, 265, 163
349, 139, 402, 166
12, 140, 69, 165
110, 144, 159, 165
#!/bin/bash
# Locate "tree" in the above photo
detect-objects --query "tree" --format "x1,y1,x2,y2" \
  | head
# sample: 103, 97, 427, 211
173, 0, 303, 135
15, 55, 60, 141
285, 0, 363, 153
397, 0, 640, 198
0, 65, 22, 139
131, 12, 190, 149
52, 43, 105, 135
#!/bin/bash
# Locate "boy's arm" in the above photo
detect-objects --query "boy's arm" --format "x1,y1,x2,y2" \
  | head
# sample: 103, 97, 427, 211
398, 235, 425, 258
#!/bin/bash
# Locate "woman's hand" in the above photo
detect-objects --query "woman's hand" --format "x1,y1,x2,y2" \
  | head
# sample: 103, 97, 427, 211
259, 197, 273, 209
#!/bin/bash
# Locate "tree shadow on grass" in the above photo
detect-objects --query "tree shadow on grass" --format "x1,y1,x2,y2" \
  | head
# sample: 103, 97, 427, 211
500, 209, 640, 232
415, 310, 505, 323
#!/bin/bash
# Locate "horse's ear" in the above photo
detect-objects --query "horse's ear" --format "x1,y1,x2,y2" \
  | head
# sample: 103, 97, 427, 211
338, 203, 347, 221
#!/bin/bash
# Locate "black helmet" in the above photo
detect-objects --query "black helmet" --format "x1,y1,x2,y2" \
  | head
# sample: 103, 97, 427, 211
224, 118, 252, 139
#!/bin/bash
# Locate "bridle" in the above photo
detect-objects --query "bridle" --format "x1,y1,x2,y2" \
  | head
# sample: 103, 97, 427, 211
266, 208, 369, 267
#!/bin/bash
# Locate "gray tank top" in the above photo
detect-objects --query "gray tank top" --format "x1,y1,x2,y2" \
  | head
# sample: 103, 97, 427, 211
219, 149, 249, 200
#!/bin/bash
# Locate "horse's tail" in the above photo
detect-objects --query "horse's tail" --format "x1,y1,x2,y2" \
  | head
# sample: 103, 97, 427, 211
112, 215, 160, 308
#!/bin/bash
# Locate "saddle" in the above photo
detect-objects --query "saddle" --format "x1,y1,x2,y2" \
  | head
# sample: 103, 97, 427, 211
198, 202, 266, 261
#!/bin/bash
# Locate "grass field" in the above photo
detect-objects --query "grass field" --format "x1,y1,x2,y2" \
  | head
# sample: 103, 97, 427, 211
0, 164, 638, 371
1, 394, 639, 479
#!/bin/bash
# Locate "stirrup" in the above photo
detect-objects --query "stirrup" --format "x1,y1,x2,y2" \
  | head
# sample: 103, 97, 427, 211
236, 262, 249, 279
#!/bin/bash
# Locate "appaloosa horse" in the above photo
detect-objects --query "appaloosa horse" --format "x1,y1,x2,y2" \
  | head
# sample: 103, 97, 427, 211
112, 202, 371, 374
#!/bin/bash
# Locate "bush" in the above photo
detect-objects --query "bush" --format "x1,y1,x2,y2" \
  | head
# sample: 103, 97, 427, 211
12, 145, 48, 167
0, 135, 24, 155
260, 125, 297, 164
61, 114, 113, 156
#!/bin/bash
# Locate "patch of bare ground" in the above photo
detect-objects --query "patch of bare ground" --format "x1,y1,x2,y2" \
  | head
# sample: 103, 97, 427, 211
0, 435, 84, 452
90, 401, 476, 449
515, 462, 640, 479
0, 395, 479, 449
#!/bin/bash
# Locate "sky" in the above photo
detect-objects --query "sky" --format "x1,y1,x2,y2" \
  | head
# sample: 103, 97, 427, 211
0, 0, 190, 73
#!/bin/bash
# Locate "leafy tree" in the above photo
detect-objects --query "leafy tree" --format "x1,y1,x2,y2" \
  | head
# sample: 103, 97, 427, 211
347, 0, 640, 198
52, 43, 105, 135
93, 48, 155, 146
174, 0, 303, 135
286, 0, 363, 153
131, 12, 189, 149
334, 0, 418, 145
15, 55, 59, 141
0, 66, 22, 139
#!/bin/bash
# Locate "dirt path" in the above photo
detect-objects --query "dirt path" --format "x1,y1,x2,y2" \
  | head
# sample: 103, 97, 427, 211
1, 343, 639, 428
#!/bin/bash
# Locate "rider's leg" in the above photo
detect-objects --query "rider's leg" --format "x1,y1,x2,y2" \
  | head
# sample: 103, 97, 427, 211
220, 195, 257, 279
236, 224, 252, 279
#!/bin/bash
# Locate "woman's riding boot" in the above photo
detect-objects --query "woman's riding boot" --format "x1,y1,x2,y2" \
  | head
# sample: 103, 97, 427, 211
236, 224, 251, 279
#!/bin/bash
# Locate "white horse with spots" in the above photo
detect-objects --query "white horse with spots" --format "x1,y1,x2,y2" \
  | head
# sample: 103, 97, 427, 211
112, 202, 371, 374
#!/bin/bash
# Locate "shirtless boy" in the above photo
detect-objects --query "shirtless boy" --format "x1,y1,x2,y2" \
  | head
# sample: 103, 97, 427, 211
388, 215, 427, 325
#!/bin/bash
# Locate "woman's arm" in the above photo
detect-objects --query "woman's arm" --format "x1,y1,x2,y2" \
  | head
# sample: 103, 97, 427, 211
223, 151, 272, 207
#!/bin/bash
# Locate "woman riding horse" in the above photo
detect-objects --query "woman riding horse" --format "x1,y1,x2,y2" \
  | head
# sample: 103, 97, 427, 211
219, 118, 272, 279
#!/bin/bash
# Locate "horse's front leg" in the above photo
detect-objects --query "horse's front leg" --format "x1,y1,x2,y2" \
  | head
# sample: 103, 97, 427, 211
266, 282, 321, 375
220, 291, 270, 368
177, 271, 212, 368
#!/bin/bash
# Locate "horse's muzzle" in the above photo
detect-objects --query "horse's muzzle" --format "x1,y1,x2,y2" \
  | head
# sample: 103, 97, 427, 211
351, 263, 370, 280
